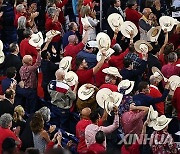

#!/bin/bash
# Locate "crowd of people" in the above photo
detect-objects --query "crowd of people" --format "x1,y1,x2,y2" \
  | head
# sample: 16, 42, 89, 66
0, 0, 179, 153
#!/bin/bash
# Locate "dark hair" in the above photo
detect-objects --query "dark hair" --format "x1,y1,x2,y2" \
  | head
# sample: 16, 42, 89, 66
75, 57, 84, 69
41, 50, 49, 60
25, 148, 40, 154
69, 22, 75, 31
5, 89, 15, 99
23, 28, 32, 38
168, 52, 177, 62
95, 131, 105, 144
30, 113, 44, 134
150, 42, 160, 55
127, 0, 136, 8
164, 43, 174, 55
9, 43, 18, 53
123, 58, 132, 68
2, 137, 16, 153
89, 111, 99, 123
110, 0, 117, 6
6, 67, 17, 78
138, 81, 149, 92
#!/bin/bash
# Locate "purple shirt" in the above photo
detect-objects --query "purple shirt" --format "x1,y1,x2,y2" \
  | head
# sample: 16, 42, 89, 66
161, 63, 180, 78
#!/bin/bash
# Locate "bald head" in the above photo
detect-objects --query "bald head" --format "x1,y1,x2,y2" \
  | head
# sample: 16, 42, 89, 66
68, 35, 78, 44
22, 55, 33, 65
81, 107, 91, 119
55, 69, 65, 81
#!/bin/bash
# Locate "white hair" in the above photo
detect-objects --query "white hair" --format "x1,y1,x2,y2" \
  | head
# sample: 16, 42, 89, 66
16, 4, 25, 12
17, 16, 27, 29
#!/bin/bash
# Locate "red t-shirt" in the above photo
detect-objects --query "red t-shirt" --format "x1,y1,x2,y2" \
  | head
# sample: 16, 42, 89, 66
149, 85, 164, 115
76, 69, 94, 86
100, 83, 118, 92
125, 8, 142, 29
76, 119, 92, 153
64, 42, 85, 71
45, 17, 62, 42
121, 141, 140, 154
88, 143, 106, 154
95, 62, 109, 87
0, 127, 22, 154
20, 38, 38, 64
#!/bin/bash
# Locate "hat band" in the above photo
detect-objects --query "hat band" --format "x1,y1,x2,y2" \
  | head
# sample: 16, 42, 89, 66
119, 82, 132, 94
158, 119, 169, 127
34, 34, 41, 43
66, 76, 74, 82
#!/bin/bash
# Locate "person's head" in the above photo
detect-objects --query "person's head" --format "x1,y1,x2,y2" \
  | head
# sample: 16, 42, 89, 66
2, 138, 18, 154
142, 8, 152, 18
138, 81, 150, 94
55, 69, 65, 81
36, 107, 51, 122
80, 5, 91, 17
112, 43, 122, 55
149, 75, 160, 86
68, 35, 78, 45
41, 50, 51, 60
164, 43, 174, 55
85, 44, 94, 53
95, 131, 105, 144
6, 67, 17, 78
110, 0, 121, 7
167, 52, 178, 63
105, 74, 117, 84
89, 110, 100, 124
154, 0, 160, 7
23, 55, 33, 65
69, 22, 78, 32
13, 105, 25, 122
76, 57, 88, 69
30, 113, 44, 134
47, 7, 57, 18
16, 4, 26, 14
17, 16, 27, 30
25, 148, 40, 154
5, 88, 15, 100
23, 28, 33, 38
129, 43, 136, 53
127, 0, 138, 9
0, 113, 13, 129
123, 58, 133, 69
28, 1, 37, 13
9, 43, 19, 54
81, 107, 91, 119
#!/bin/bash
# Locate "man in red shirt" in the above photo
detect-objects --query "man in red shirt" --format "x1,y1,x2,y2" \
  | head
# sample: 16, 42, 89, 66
75, 50, 106, 86
64, 30, 89, 71
149, 75, 164, 115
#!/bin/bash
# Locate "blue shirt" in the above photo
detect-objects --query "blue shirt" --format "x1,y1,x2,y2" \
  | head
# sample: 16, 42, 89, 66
1, 78, 13, 94
62, 31, 75, 49
77, 50, 97, 69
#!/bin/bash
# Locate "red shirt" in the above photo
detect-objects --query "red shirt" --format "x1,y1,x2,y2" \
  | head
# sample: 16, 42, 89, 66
88, 143, 106, 154
45, 17, 62, 42
64, 42, 85, 71
20, 38, 38, 64
56, 0, 68, 24
149, 85, 164, 115
168, 33, 180, 50
95, 62, 109, 87
76, 69, 94, 86
125, 8, 142, 29
0, 127, 22, 154
172, 87, 180, 120
76, 119, 92, 153
100, 83, 118, 92
109, 48, 129, 70
121, 141, 140, 154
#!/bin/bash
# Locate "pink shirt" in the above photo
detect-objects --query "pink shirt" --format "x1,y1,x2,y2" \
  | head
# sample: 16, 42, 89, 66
161, 63, 180, 78
85, 114, 119, 148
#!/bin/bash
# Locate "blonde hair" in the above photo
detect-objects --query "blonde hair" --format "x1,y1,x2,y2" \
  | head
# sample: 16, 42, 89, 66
80, 5, 91, 18
13, 105, 25, 122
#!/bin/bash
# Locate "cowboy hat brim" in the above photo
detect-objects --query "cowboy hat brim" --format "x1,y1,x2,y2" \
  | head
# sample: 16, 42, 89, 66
78, 84, 95, 100
45, 30, 61, 42
153, 118, 172, 131
29, 32, 44, 48
96, 32, 111, 50
134, 40, 153, 53
65, 71, 78, 87
118, 80, 135, 95
59, 56, 72, 72
152, 66, 168, 82
96, 48, 115, 61
159, 16, 175, 32
147, 26, 161, 42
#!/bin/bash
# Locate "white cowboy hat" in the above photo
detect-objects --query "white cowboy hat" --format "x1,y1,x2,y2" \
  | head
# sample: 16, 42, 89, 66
107, 13, 124, 32
86, 41, 98, 48
118, 80, 134, 95
64, 71, 78, 86
59, 56, 72, 72
78, 84, 95, 100
96, 32, 111, 50
147, 26, 161, 42
81, 15, 93, 28
102, 66, 122, 78
159, 16, 175, 32
152, 67, 168, 82
147, 105, 158, 127
0, 40, 4, 64
168, 75, 180, 91
45, 30, 61, 42
134, 40, 153, 53
153, 115, 172, 131
96, 48, 115, 61
174, 18, 180, 25
120, 21, 138, 38
176, 64, 180, 67
29, 32, 44, 48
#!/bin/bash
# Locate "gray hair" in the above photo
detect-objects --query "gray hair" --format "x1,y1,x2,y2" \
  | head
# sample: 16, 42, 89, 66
36, 107, 51, 122
168, 52, 177, 62
16, 4, 25, 12
47, 7, 57, 17
17, 16, 27, 29
0, 113, 13, 128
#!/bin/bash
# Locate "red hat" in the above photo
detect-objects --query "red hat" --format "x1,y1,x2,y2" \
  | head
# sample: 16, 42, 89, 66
83, 0, 93, 8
